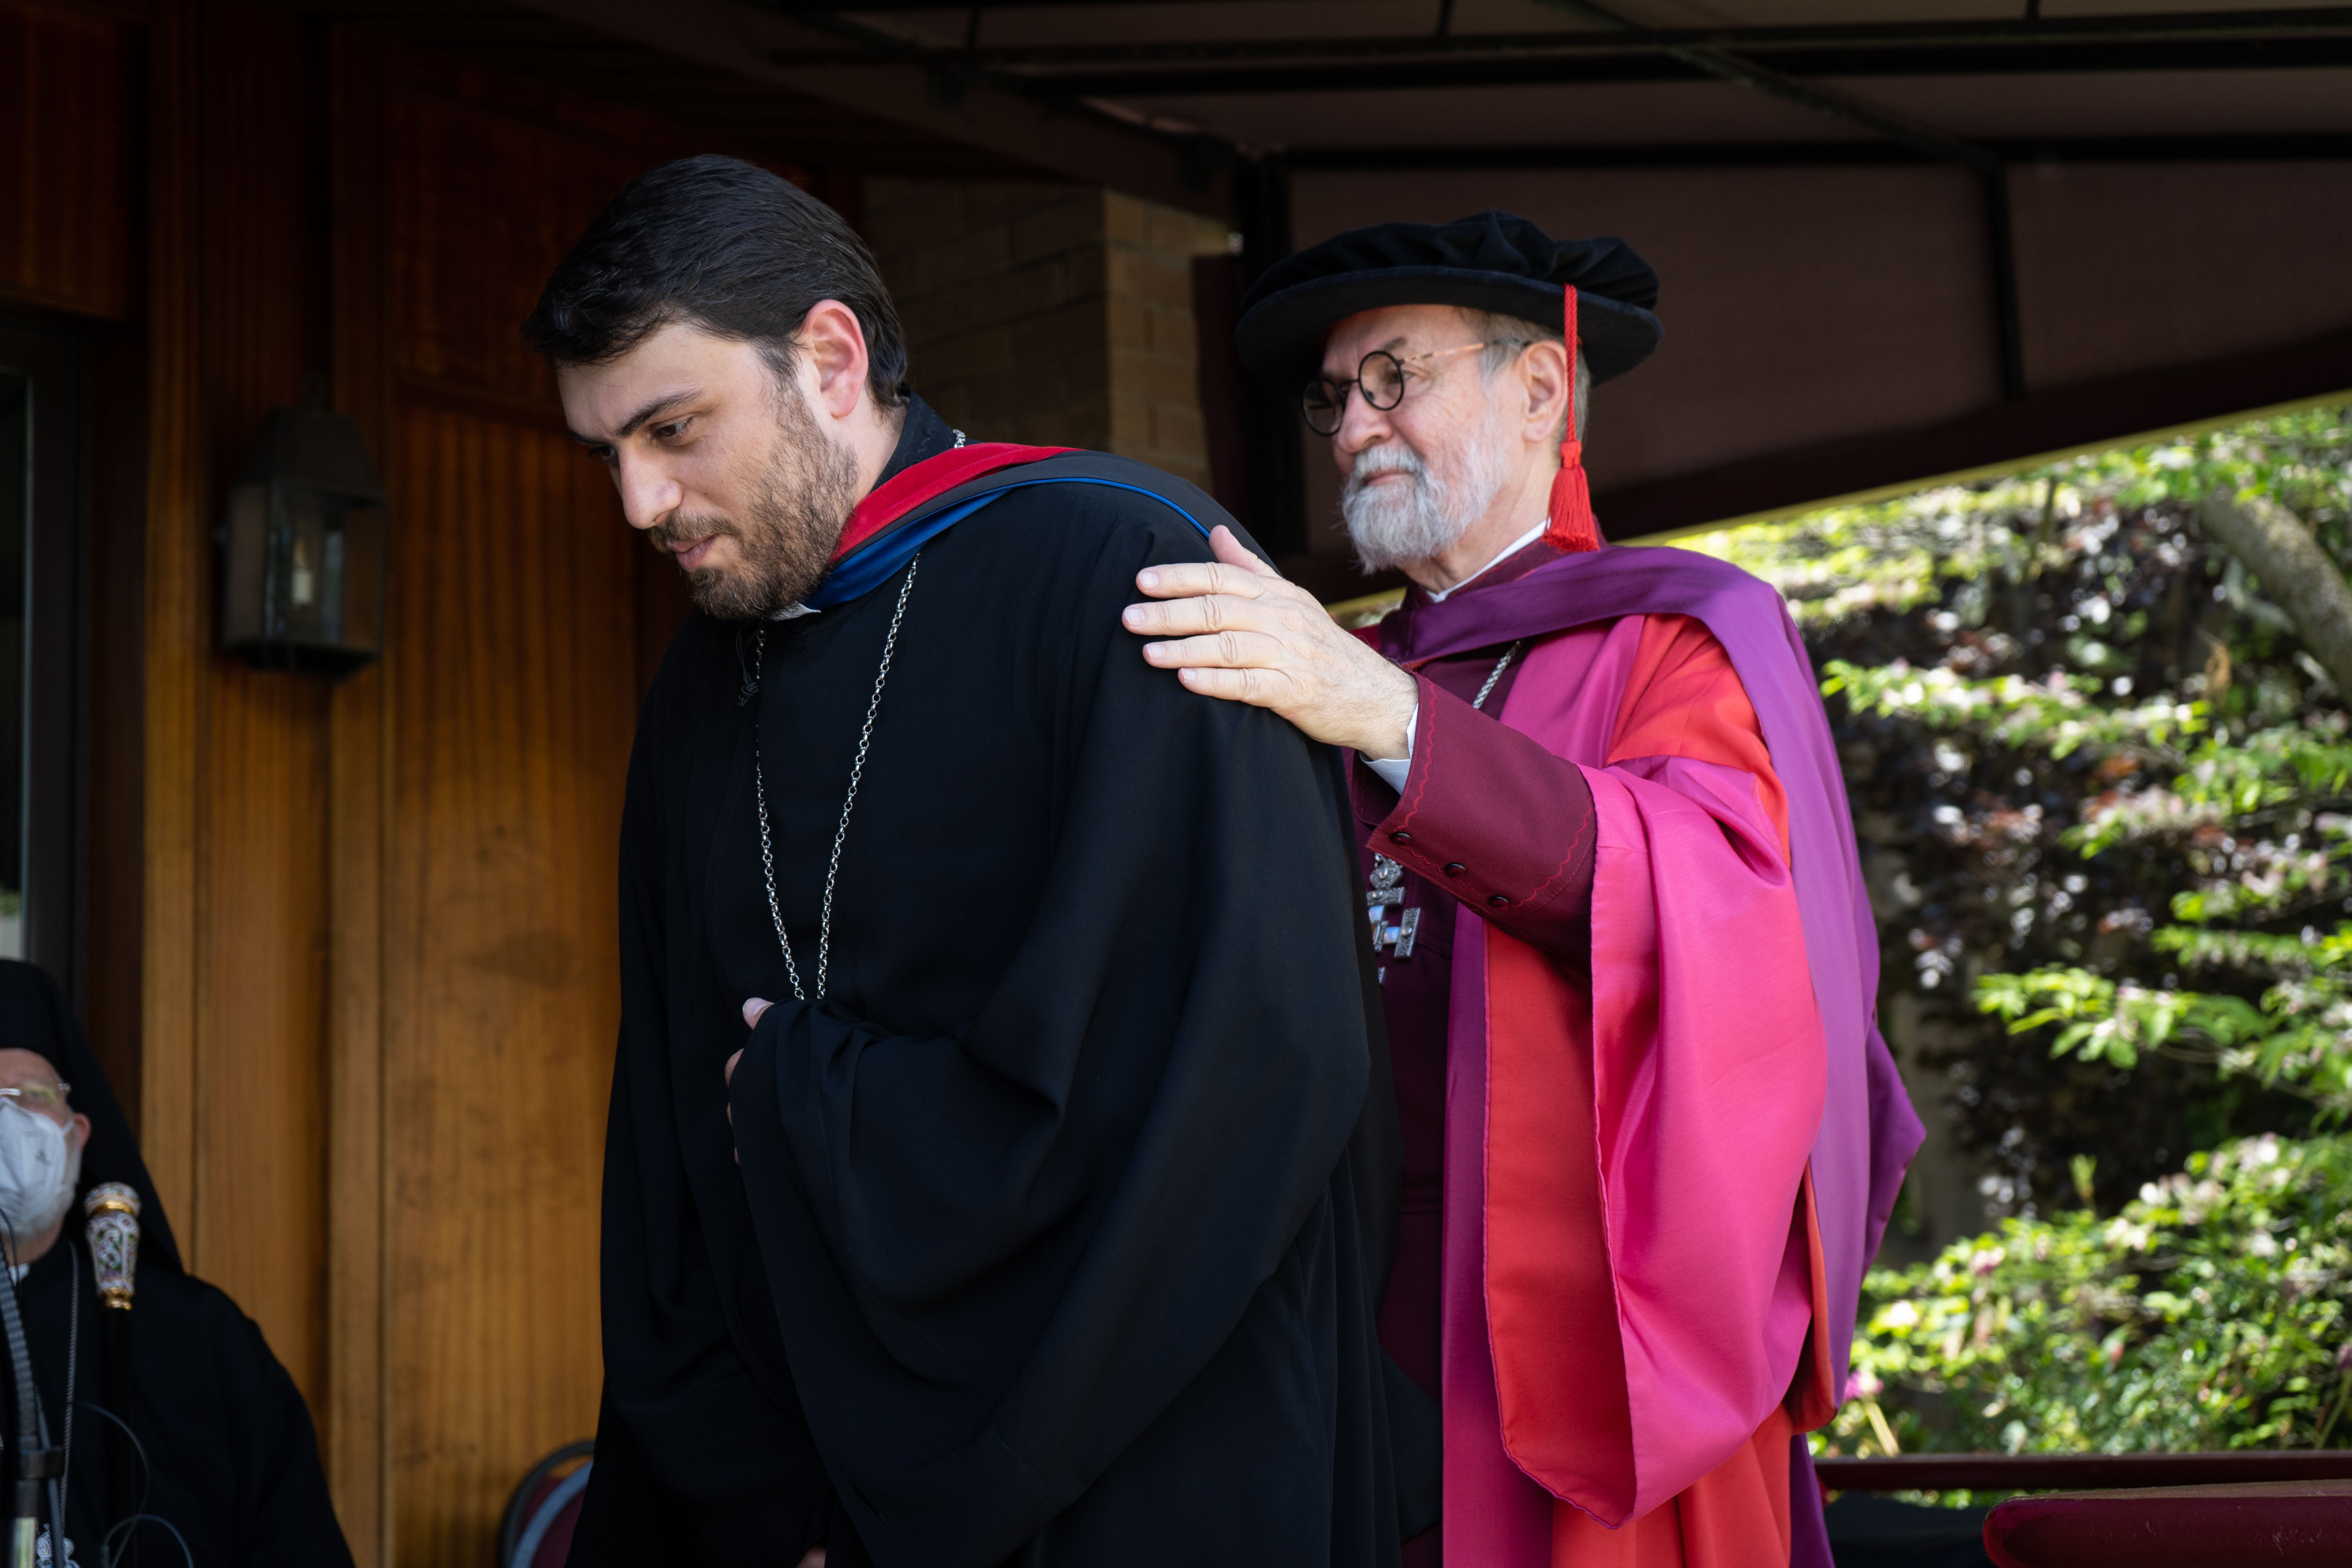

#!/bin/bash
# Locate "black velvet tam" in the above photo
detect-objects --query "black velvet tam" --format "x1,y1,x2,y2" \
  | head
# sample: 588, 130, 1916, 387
0, 960, 180, 1272
1235, 209, 1662, 392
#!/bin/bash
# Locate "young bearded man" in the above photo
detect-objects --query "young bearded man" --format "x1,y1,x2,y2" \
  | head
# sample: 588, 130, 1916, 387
527, 156, 1435, 1568
1125, 211, 1927, 1568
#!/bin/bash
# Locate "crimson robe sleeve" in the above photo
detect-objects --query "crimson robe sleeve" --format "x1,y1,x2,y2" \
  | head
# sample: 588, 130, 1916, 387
1356, 675, 1600, 958
1350, 614, 1788, 959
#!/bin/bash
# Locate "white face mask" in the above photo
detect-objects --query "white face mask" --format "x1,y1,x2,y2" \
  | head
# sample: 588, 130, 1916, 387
0, 1102, 81, 1245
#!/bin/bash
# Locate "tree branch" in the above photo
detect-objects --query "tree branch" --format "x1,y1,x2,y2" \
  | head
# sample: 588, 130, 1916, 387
2197, 490, 2352, 702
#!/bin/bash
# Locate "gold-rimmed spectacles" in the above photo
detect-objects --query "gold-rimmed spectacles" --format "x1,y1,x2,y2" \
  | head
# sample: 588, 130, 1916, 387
0, 1083, 71, 1121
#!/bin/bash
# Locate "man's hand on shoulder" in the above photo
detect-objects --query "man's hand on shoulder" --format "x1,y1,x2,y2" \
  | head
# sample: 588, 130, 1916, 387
1123, 525, 1418, 759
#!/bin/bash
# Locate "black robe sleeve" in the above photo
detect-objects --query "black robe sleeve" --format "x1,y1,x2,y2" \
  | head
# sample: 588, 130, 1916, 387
202, 1287, 354, 1566
724, 490, 1378, 1567
576, 619, 836, 1564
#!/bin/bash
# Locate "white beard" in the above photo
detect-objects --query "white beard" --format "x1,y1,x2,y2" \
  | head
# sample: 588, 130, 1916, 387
1339, 402, 1514, 574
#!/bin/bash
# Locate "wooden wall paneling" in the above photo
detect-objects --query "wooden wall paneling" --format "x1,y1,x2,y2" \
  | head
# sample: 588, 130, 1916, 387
140, 0, 205, 1268
181, 0, 335, 1418
143, 0, 336, 1437
192, 658, 330, 1387
384, 404, 633, 1567
0, 0, 136, 320
327, 28, 393, 1564
376, 64, 692, 1559
384, 52, 689, 407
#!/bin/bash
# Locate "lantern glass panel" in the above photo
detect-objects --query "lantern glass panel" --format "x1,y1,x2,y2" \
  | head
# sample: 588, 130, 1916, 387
220, 403, 386, 675
274, 484, 332, 645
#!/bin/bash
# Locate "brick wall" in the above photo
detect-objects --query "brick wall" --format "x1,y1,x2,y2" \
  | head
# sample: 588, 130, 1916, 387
865, 180, 1230, 493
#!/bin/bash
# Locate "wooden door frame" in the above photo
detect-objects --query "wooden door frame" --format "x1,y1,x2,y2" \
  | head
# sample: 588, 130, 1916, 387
0, 314, 93, 996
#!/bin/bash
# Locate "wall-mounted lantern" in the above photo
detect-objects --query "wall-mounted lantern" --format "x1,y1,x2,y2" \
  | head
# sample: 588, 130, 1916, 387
220, 390, 387, 676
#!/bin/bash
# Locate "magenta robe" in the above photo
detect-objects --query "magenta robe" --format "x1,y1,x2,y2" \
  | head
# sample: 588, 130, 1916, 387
1359, 543, 1923, 1566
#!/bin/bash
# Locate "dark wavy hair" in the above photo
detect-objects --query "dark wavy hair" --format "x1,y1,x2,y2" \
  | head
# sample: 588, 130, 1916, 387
523, 154, 907, 410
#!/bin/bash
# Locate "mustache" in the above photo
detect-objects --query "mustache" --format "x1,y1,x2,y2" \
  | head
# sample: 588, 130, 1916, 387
648, 514, 738, 555
1343, 441, 1428, 494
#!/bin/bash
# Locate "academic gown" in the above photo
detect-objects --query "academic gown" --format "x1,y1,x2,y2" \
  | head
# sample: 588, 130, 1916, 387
3, 1238, 354, 1568
578, 399, 1438, 1567
1355, 541, 1924, 1567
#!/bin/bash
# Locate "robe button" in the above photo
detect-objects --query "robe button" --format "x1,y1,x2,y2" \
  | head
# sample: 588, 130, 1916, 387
1488, 894, 1512, 908
1443, 862, 1465, 877
1389, 831, 1412, 845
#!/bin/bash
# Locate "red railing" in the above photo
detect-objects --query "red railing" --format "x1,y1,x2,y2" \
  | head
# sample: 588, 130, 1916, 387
1815, 1450, 2352, 1491
1818, 1452, 2352, 1568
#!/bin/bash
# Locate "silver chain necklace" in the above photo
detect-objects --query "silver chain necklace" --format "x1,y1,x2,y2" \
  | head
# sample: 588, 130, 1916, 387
1470, 640, 1525, 711
752, 555, 923, 1002
1368, 638, 1526, 969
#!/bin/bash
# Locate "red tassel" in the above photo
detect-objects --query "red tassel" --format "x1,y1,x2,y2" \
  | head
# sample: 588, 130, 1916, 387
1546, 446, 1598, 553
1542, 283, 1603, 552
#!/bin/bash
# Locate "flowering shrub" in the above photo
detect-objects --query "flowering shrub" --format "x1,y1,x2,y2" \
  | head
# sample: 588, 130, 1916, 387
1826, 1133, 2352, 1461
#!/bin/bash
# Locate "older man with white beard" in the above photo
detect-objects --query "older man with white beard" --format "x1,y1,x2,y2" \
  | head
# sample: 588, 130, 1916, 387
1126, 212, 1922, 1568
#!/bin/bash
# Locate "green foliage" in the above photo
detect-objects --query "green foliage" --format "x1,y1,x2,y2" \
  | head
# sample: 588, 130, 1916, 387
1715, 405, 2352, 1480
1822, 660, 2208, 759
1977, 929, 2352, 1117
1706, 404, 2352, 637
2078, 405, 2352, 544
1702, 472, 2074, 629
1685, 402, 2352, 1218
2073, 720, 2352, 860
1829, 1134, 2352, 1460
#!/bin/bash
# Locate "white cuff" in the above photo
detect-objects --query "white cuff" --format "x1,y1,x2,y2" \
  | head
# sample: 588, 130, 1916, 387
1364, 705, 1417, 793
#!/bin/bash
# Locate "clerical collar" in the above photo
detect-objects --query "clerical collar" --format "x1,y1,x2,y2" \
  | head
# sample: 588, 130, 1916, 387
771, 392, 960, 622
877, 393, 959, 486
1423, 522, 1550, 603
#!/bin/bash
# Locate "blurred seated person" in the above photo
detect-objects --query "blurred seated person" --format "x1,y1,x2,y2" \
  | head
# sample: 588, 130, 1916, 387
0, 959, 354, 1566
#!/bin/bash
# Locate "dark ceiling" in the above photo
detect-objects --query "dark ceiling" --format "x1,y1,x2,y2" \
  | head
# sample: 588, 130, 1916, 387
310, 0, 2352, 549
315, 2, 2352, 220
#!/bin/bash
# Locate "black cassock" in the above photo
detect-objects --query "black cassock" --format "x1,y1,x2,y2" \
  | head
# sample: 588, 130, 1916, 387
577, 400, 1437, 1566
0, 962, 353, 1568
9, 1238, 355, 1567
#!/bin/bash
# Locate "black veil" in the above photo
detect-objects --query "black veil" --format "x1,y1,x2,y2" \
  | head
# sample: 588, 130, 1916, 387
0, 960, 182, 1272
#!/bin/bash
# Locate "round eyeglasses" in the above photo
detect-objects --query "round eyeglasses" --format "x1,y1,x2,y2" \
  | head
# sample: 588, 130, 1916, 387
1300, 341, 1506, 436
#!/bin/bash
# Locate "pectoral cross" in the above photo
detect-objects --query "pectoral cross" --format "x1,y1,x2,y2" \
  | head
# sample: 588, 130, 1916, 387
1367, 855, 1419, 980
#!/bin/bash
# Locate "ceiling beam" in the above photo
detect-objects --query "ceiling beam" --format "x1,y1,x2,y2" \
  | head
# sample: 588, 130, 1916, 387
772, 8, 2352, 71
1526, 1, 1994, 174
483, 0, 1233, 213
1019, 38, 2352, 97
1281, 133, 2352, 171
765, 0, 1271, 7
